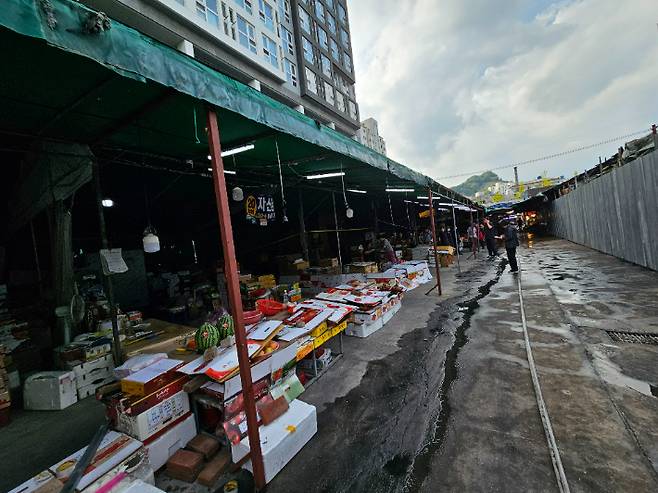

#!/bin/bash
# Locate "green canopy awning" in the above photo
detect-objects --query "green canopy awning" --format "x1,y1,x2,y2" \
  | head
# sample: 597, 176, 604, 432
0, 0, 477, 205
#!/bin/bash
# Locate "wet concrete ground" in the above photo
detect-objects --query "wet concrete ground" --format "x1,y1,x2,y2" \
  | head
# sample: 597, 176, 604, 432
2, 238, 657, 493
269, 238, 658, 493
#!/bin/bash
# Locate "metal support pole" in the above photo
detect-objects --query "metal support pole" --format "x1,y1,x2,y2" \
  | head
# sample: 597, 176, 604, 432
29, 220, 43, 297
207, 108, 266, 491
332, 192, 343, 270
298, 189, 309, 261
652, 124, 657, 151
428, 188, 442, 296
451, 199, 461, 273
92, 162, 122, 365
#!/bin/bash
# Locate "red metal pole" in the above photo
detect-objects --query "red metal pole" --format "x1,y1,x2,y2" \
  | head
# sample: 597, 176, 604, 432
428, 188, 442, 296
207, 108, 266, 490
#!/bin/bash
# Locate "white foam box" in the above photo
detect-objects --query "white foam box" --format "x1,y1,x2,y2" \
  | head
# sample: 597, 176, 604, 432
117, 390, 190, 441
80, 448, 154, 493
78, 374, 116, 399
222, 342, 297, 399
346, 317, 384, 338
67, 354, 114, 387
23, 371, 77, 410
231, 400, 317, 484
381, 302, 402, 325
145, 413, 197, 471
50, 431, 142, 491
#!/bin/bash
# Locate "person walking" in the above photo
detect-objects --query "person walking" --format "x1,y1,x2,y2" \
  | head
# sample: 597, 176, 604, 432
468, 222, 479, 255
483, 217, 498, 259
498, 219, 520, 273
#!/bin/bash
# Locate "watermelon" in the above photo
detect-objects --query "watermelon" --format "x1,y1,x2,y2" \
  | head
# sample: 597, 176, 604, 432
217, 313, 235, 340
195, 322, 220, 353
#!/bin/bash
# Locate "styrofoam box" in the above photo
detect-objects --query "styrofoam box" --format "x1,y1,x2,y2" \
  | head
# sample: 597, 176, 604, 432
381, 302, 402, 326
145, 413, 197, 471
50, 431, 142, 491
80, 448, 153, 492
67, 354, 114, 384
23, 371, 77, 411
223, 342, 297, 399
76, 363, 114, 390
117, 390, 190, 441
346, 317, 384, 338
78, 374, 116, 399
7, 471, 62, 493
232, 400, 317, 484
117, 480, 166, 493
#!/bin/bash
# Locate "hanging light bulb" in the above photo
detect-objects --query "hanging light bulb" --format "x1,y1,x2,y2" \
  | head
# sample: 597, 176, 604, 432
142, 225, 160, 253
232, 187, 244, 201
346, 207, 354, 219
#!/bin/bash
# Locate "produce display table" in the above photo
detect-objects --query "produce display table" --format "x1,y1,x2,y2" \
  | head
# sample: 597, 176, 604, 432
123, 319, 196, 359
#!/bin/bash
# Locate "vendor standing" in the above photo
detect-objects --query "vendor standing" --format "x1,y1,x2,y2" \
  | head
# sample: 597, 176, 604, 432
378, 234, 398, 265
497, 219, 520, 273
483, 217, 498, 258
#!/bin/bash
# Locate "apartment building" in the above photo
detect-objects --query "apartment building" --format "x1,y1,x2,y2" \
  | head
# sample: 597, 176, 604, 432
357, 117, 387, 156
81, 0, 360, 136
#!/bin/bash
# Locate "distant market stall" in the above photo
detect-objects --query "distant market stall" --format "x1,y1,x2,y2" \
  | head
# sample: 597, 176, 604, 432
0, 1, 480, 491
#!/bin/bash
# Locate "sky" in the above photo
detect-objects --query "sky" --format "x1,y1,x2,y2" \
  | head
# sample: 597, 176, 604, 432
348, 0, 658, 187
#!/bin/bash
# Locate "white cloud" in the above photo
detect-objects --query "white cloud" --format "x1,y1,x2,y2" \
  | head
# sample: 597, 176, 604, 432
348, 0, 658, 186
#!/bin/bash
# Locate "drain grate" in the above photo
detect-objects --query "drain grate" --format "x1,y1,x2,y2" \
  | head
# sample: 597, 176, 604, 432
606, 330, 658, 345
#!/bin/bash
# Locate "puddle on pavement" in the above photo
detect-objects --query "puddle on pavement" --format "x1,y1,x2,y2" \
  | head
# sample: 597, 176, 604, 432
402, 260, 508, 491
591, 346, 655, 397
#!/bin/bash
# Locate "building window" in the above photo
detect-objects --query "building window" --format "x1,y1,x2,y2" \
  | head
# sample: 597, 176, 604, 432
348, 100, 357, 119
284, 59, 298, 86
196, 0, 220, 26
279, 0, 291, 23
223, 4, 236, 38
262, 34, 279, 67
302, 36, 315, 64
298, 6, 311, 34
258, 0, 274, 31
344, 52, 352, 72
305, 67, 318, 94
314, 1, 325, 22
338, 3, 346, 23
317, 26, 328, 51
234, 0, 252, 14
282, 27, 294, 55
327, 13, 336, 34
336, 91, 345, 112
325, 0, 334, 10
330, 38, 340, 61
340, 28, 349, 48
320, 54, 331, 77
323, 81, 335, 105
237, 15, 257, 53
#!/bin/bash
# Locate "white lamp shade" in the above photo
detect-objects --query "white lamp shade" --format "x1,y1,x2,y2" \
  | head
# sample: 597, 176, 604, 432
346, 208, 354, 219
143, 233, 160, 253
232, 187, 244, 201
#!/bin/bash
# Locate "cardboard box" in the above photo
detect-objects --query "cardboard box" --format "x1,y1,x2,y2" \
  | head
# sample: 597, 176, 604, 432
50, 431, 142, 491
346, 318, 384, 338
79, 449, 153, 493
121, 359, 183, 396
145, 413, 196, 471
231, 400, 317, 483
348, 262, 378, 274
24, 371, 77, 411
109, 374, 189, 419
117, 390, 190, 441
7, 471, 63, 493
318, 258, 339, 268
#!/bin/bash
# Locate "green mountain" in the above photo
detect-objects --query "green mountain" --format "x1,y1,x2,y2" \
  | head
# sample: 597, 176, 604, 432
453, 171, 501, 198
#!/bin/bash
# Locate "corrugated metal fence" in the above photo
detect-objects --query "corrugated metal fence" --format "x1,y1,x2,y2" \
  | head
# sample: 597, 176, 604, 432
549, 151, 658, 271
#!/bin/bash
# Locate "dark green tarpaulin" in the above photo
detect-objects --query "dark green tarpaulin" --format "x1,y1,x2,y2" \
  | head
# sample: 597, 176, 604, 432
0, 0, 476, 205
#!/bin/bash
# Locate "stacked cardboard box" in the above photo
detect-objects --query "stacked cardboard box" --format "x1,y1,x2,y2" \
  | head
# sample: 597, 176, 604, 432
0, 345, 10, 426
59, 344, 115, 399
103, 357, 195, 472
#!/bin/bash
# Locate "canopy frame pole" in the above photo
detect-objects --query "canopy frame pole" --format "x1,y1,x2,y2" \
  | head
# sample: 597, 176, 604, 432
298, 189, 309, 261
207, 108, 266, 491
332, 192, 343, 269
92, 162, 122, 365
452, 199, 461, 273
428, 188, 442, 296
